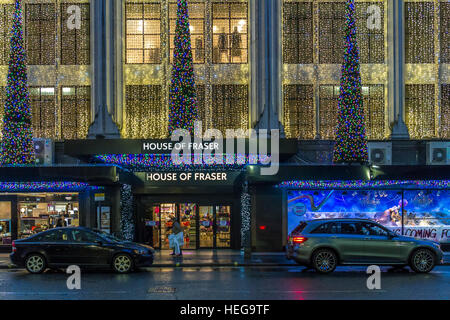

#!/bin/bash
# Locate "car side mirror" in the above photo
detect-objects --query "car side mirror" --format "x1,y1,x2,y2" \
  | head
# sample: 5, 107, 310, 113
388, 233, 396, 239
96, 240, 103, 246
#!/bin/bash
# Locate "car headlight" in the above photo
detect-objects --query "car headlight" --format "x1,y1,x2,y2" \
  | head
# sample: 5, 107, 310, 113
134, 248, 147, 255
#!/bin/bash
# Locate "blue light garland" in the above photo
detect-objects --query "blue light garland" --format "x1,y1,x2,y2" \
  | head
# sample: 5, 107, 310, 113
0, 181, 102, 192
276, 180, 450, 190
94, 153, 271, 170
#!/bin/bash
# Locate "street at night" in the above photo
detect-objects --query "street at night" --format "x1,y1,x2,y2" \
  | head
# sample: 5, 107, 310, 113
0, 266, 449, 300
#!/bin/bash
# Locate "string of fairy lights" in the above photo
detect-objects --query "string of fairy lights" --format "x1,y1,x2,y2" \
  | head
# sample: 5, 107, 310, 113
123, 0, 249, 139
282, 0, 448, 141
0, 0, 90, 141
0, 0, 447, 142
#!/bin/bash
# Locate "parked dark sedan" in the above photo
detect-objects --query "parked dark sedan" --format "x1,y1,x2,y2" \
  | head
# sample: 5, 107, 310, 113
10, 227, 154, 274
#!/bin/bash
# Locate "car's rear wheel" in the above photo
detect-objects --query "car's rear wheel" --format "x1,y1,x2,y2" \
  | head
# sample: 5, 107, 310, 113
312, 249, 337, 274
25, 254, 46, 274
409, 249, 436, 273
112, 254, 133, 273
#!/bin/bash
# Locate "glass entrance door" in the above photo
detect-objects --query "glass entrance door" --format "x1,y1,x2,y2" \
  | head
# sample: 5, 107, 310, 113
179, 203, 197, 249
199, 206, 214, 247
160, 203, 176, 249
142, 202, 231, 249
216, 206, 231, 248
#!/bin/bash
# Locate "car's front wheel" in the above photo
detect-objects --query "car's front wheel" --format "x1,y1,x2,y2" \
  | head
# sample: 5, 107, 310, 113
112, 254, 133, 273
409, 249, 436, 273
25, 254, 47, 274
312, 249, 337, 274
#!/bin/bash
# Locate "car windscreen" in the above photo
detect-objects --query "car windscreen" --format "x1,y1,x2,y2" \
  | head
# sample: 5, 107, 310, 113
92, 229, 121, 242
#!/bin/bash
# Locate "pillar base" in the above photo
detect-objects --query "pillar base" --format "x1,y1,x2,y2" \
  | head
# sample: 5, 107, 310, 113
390, 120, 410, 140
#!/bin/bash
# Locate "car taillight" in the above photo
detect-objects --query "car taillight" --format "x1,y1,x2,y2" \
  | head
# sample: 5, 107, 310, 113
12, 241, 16, 253
293, 236, 308, 244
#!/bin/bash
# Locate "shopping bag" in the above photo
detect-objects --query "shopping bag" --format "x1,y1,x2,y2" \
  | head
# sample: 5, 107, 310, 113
176, 232, 184, 247
168, 234, 175, 249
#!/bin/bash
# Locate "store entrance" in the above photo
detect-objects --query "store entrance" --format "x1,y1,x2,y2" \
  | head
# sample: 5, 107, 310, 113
142, 203, 231, 249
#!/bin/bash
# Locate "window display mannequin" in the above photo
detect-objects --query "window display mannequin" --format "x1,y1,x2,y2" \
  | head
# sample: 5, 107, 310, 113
231, 26, 242, 61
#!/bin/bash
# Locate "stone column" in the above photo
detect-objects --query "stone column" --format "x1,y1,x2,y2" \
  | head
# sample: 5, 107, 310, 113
390, 0, 409, 139
252, 0, 284, 135
88, 0, 120, 139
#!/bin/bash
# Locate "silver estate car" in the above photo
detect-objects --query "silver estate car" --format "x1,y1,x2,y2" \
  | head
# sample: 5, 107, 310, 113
286, 219, 443, 274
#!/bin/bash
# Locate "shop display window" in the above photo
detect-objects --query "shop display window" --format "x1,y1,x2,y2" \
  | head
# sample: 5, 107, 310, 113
0, 202, 11, 244
18, 193, 80, 239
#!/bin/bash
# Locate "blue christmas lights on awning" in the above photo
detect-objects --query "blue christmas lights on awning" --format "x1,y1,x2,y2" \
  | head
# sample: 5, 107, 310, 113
0, 181, 103, 192
276, 180, 450, 190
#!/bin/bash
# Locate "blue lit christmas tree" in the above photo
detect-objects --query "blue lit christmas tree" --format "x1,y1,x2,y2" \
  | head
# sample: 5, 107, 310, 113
168, 0, 199, 136
333, 0, 368, 164
0, 0, 35, 165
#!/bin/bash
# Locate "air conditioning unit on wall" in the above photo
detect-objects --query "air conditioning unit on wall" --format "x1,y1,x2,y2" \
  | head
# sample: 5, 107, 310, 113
426, 142, 450, 165
368, 142, 392, 165
33, 138, 54, 165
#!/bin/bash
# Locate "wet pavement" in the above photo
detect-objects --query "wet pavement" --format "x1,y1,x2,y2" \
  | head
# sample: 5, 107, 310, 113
0, 265, 449, 300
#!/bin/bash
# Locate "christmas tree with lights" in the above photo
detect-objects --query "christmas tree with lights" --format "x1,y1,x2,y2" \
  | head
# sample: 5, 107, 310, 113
168, 0, 199, 136
333, 0, 368, 164
0, 0, 35, 165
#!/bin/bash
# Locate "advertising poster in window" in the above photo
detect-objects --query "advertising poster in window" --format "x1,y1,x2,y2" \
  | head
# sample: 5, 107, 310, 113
287, 190, 450, 243
97, 206, 111, 234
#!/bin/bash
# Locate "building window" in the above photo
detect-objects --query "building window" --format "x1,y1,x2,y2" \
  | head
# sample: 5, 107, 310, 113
319, 2, 345, 64
283, 85, 314, 139
441, 2, 449, 63
212, 2, 248, 64
170, 1, 205, 64
0, 87, 4, 139
362, 85, 385, 139
60, 3, 90, 65
0, 4, 13, 65
0, 201, 11, 244
405, 84, 435, 139
26, 3, 56, 65
61, 86, 91, 139
405, 2, 434, 64
212, 85, 248, 132
125, 85, 164, 138
282, 1, 313, 64
30, 87, 56, 138
319, 85, 339, 139
125, 2, 161, 64
441, 84, 450, 139
355, 1, 385, 64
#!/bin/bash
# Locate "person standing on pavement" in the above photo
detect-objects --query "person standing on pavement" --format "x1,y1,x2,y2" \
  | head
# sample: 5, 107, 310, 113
170, 216, 183, 256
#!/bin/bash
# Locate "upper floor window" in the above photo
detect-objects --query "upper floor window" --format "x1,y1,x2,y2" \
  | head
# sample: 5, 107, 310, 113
283, 84, 314, 139
30, 87, 56, 138
405, 84, 435, 139
442, 85, 450, 139
283, 1, 313, 64
318, 2, 345, 64
61, 86, 91, 139
441, 2, 449, 63
212, 2, 248, 64
60, 3, 90, 65
26, 3, 56, 65
125, 2, 161, 64
169, 1, 205, 64
212, 84, 249, 132
0, 4, 13, 65
362, 84, 385, 139
355, 1, 385, 64
319, 85, 340, 139
405, 2, 434, 64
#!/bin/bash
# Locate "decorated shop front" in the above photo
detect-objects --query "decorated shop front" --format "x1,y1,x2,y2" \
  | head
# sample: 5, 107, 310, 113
284, 184, 450, 244
132, 170, 244, 250
0, 166, 121, 246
